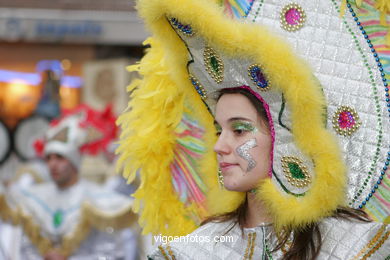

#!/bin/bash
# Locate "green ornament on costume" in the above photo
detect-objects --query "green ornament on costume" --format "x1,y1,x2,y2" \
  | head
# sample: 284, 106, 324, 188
53, 210, 64, 228
210, 56, 220, 73
288, 162, 305, 179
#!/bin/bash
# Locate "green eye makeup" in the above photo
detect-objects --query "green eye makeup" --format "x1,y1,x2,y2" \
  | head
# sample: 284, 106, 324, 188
215, 124, 222, 133
231, 121, 258, 133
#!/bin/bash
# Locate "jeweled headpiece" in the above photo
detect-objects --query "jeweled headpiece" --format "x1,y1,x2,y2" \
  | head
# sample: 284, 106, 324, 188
117, 0, 390, 235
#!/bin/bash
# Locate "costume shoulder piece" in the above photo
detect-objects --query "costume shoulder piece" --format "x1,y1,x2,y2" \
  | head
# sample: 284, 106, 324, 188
117, 0, 390, 235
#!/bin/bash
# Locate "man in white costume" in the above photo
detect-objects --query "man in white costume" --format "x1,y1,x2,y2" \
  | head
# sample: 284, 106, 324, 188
0, 106, 138, 260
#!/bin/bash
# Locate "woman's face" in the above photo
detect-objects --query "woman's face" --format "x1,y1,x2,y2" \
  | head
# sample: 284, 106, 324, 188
214, 93, 272, 192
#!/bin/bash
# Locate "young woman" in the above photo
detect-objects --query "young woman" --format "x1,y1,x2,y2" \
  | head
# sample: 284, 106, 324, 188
147, 87, 388, 259
116, 0, 390, 259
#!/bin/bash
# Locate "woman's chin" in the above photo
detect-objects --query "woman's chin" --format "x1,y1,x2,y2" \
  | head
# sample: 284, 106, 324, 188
223, 182, 250, 192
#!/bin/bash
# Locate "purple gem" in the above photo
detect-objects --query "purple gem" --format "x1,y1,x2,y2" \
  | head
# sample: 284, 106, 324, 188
251, 66, 268, 88
285, 8, 301, 25
338, 111, 355, 129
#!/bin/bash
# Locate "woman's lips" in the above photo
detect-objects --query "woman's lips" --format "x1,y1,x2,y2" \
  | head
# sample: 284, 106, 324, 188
219, 162, 239, 173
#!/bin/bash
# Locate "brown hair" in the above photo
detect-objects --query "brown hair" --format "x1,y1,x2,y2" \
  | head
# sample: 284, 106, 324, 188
205, 87, 371, 259
216, 87, 269, 128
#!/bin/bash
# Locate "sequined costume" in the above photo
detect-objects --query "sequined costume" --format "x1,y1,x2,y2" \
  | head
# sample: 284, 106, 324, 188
150, 218, 389, 259
5, 180, 135, 260
116, 0, 390, 258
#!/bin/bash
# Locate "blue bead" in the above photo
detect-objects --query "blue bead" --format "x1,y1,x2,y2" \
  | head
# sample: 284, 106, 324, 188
383, 78, 387, 82
357, 22, 361, 25
371, 48, 375, 52
386, 99, 390, 102
359, 26, 363, 30
364, 35, 368, 39
382, 73, 386, 77
352, 13, 356, 17
374, 53, 378, 57
347, 4, 351, 8
369, 193, 372, 197
359, 205, 363, 209
369, 44, 373, 48
380, 68, 384, 72
378, 179, 382, 184
385, 82, 388, 86
374, 185, 378, 189
384, 88, 388, 91
386, 162, 389, 166
362, 30, 366, 34
367, 39, 370, 43
383, 166, 388, 170
362, 201, 366, 205
376, 58, 380, 62
354, 17, 358, 21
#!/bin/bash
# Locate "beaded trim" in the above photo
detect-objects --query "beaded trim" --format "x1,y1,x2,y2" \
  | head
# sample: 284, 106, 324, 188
243, 232, 257, 260
332, 106, 361, 136
248, 64, 270, 91
166, 245, 176, 260
203, 46, 224, 84
158, 245, 176, 260
340, 0, 389, 209
351, 223, 389, 260
280, 3, 306, 32
281, 156, 311, 188
189, 74, 207, 100
217, 169, 224, 188
168, 17, 194, 36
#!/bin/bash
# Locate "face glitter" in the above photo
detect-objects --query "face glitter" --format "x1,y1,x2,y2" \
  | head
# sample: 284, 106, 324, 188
232, 121, 259, 133
236, 138, 258, 172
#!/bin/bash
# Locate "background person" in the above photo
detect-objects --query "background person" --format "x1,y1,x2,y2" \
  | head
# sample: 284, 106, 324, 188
0, 105, 138, 260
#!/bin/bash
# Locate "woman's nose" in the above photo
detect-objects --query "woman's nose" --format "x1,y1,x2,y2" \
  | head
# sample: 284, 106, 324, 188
214, 132, 231, 154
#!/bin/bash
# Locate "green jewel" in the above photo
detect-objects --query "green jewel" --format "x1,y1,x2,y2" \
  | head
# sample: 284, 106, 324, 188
203, 46, 224, 83
288, 162, 306, 179
210, 56, 219, 73
53, 210, 63, 228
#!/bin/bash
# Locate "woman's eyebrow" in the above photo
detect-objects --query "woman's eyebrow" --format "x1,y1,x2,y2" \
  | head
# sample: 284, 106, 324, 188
228, 117, 253, 122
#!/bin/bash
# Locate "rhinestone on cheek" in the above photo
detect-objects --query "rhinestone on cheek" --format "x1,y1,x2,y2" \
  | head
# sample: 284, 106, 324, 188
280, 3, 306, 32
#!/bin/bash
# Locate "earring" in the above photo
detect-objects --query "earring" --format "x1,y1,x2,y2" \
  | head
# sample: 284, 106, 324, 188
218, 169, 224, 188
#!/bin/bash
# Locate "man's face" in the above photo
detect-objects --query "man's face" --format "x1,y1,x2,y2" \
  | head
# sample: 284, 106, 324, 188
45, 153, 76, 187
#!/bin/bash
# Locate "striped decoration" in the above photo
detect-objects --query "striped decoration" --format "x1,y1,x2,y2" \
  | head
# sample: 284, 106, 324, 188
353, 0, 390, 222
365, 171, 390, 221
171, 112, 208, 221
221, 0, 255, 19
354, 0, 390, 79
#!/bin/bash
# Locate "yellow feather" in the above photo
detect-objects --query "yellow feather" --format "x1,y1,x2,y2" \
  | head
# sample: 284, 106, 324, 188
386, 27, 390, 47
375, 0, 390, 26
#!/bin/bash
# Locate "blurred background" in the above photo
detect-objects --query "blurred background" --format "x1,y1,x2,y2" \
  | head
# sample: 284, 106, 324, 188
0, 0, 147, 179
0, 1, 152, 259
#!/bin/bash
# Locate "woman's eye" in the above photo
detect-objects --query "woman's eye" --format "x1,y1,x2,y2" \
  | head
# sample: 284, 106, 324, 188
232, 121, 254, 136
233, 129, 245, 135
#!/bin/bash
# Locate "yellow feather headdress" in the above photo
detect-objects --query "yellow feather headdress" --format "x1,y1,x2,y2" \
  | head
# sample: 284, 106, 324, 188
117, 0, 390, 235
